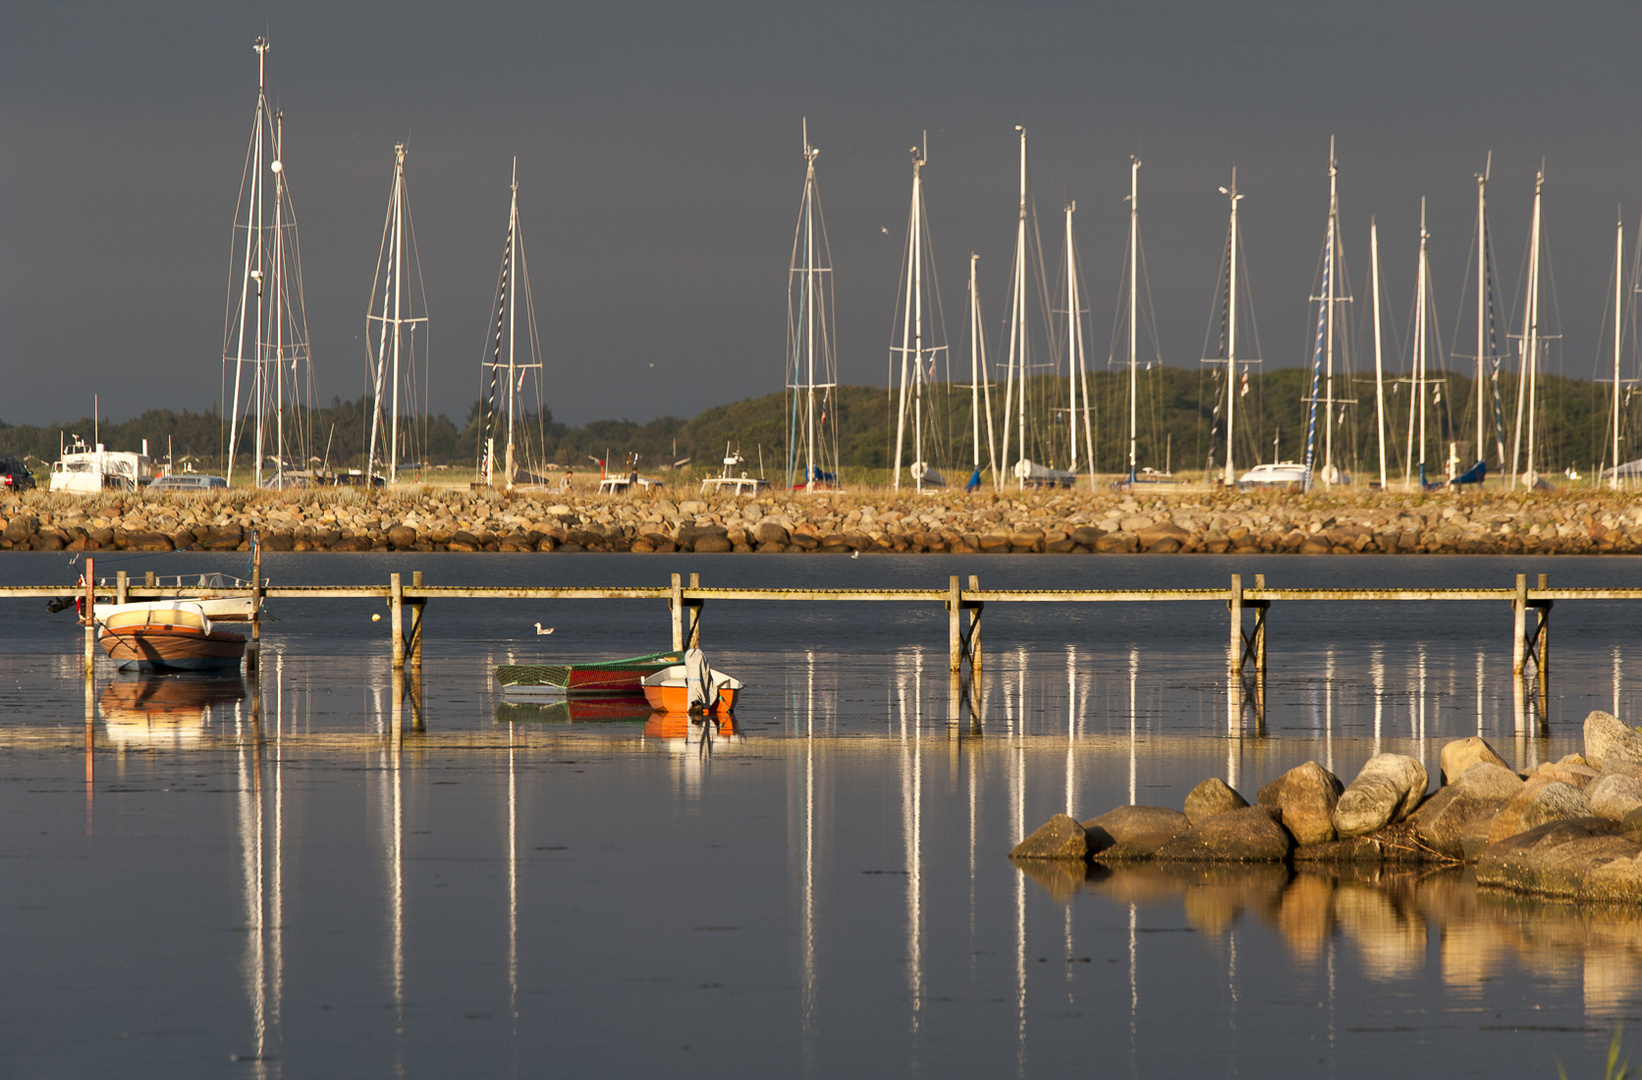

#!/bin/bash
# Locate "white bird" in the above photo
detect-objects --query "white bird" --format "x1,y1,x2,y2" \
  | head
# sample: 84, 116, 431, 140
850, 551, 859, 559
534, 622, 555, 635
880, 226, 889, 234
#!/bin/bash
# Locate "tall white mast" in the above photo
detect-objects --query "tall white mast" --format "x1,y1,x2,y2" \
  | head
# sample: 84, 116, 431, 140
1614, 213, 1624, 490
227, 38, 269, 488
1475, 160, 1489, 470
1222, 171, 1241, 486
784, 120, 840, 492
1324, 140, 1339, 485
1126, 157, 1140, 484
1370, 218, 1387, 490
1406, 197, 1430, 489
1065, 200, 1077, 476
505, 159, 519, 490
892, 142, 931, 492
1511, 170, 1544, 490
367, 143, 429, 486
999, 126, 1029, 489
270, 110, 286, 489
969, 254, 997, 481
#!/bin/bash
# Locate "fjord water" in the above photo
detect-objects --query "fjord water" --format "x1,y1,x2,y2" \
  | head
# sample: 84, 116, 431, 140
1, 551, 1639, 1078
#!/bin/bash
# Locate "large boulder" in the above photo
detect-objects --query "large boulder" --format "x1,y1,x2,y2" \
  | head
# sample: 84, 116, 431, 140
3, 514, 37, 542
1010, 814, 1088, 861
1153, 806, 1294, 863
1584, 710, 1642, 772
1489, 780, 1593, 843
1408, 762, 1524, 859
1333, 754, 1429, 839
1257, 762, 1344, 846
1082, 805, 1190, 860
1184, 778, 1248, 825
1439, 737, 1512, 784
1474, 818, 1635, 898
1588, 773, 1642, 822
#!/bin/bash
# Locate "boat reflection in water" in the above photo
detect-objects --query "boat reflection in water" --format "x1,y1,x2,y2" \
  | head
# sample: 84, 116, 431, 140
98, 673, 248, 747
493, 695, 654, 725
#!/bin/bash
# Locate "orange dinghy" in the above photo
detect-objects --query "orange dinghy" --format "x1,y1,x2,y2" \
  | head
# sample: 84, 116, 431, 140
640, 649, 743, 714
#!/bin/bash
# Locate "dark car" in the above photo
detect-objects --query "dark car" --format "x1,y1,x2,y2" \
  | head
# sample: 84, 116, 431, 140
0, 457, 36, 491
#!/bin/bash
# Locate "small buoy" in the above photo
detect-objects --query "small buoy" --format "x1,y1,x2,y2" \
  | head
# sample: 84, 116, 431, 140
371, 613, 381, 622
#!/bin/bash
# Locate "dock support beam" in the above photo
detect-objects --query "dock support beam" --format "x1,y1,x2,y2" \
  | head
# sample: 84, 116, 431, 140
115, 570, 128, 606
688, 573, 702, 648
390, 572, 405, 670
82, 556, 96, 680
670, 573, 704, 650
246, 538, 262, 675
670, 573, 684, 650
1513, 574, 1528, 676
1228, 574, 1243, 675
948, 576, 962, 674
407, 570, 425, 670
964, 574, 983, 678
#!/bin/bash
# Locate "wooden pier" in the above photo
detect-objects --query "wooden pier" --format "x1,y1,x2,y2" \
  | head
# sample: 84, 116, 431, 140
1, 568, 1604, 703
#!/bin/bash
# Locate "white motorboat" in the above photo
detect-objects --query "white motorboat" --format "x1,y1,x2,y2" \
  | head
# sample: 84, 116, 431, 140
1238, 462, 1308, 487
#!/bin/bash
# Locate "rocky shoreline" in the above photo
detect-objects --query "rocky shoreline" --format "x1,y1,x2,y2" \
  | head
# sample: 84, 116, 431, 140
1012, 711, 1642, 904
2, 485, 1640, 555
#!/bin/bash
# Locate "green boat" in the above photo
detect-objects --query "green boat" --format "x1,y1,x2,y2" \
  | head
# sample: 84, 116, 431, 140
495, 650, 684, 698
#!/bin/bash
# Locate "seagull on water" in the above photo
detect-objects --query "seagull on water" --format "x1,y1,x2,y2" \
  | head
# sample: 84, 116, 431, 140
534, 622, 555, 635
850, 551, 859, 559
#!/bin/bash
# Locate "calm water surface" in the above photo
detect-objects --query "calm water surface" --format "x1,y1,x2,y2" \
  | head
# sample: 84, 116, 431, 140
2, 551, 1640, 1078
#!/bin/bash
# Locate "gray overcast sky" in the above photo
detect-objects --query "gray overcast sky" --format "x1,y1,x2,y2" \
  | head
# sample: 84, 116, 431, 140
2, 1, 1638, 428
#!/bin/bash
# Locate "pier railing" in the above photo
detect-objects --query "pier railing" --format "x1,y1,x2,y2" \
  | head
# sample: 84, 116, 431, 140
3, 565, 1584, 700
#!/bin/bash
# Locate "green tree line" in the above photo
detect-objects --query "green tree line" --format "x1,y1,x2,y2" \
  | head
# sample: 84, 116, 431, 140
0, 368, 1630, 481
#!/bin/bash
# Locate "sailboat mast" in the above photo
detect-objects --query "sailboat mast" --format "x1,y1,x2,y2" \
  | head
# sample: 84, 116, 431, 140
1615, 214, 1625, 490
1512, 171, 1544, 489
1224, 171, 1239, 486
251, 43, 268, 489
1371, 218, 1387, 490
272, 111, 287, 489
1475, 164, 1488, 469
1015, 127, 1028, 486
389, 144, 405, 484
506, 160, 518, 490
226, 39, 269, 488
804, 127, 818, 492
1065, 201, 1078, 474
1127, 157, 1139, 484
971, 254, 997, 480
1416, 197, 1429, 485
1324, 139, 1338, 486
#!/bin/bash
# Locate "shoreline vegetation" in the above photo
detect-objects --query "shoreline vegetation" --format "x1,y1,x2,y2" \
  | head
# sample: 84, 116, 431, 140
1, 482, 1639, 555
0, 365, 1631, 488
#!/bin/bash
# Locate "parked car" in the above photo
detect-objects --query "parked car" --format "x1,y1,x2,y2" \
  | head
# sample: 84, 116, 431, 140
147, 473, 228, 493
0, 457, 36, 491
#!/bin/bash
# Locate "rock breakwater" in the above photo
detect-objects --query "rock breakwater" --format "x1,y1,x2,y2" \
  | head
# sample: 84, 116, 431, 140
2, 485, 1638, 554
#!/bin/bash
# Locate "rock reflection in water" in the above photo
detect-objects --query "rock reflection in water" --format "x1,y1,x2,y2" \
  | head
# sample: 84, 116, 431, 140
1021, 860, 1642, 1015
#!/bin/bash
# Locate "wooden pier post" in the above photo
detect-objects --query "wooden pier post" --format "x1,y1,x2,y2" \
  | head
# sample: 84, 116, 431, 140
144, 570, 155, 588
82, 556, 96, 680
687, 572, 703, 648
407, 571, 425, 670
1228, 574, 1243, 675
1536, 571, 1551, 712
1253, 573, 1268, 674
390, 572, 405, 670
1512, 574, 1528, 677
670, 573, 684, 650
948, 576, 962, 674
115, 570, 128, 605
966, 574, 983, 677
246, 538, 262, 675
